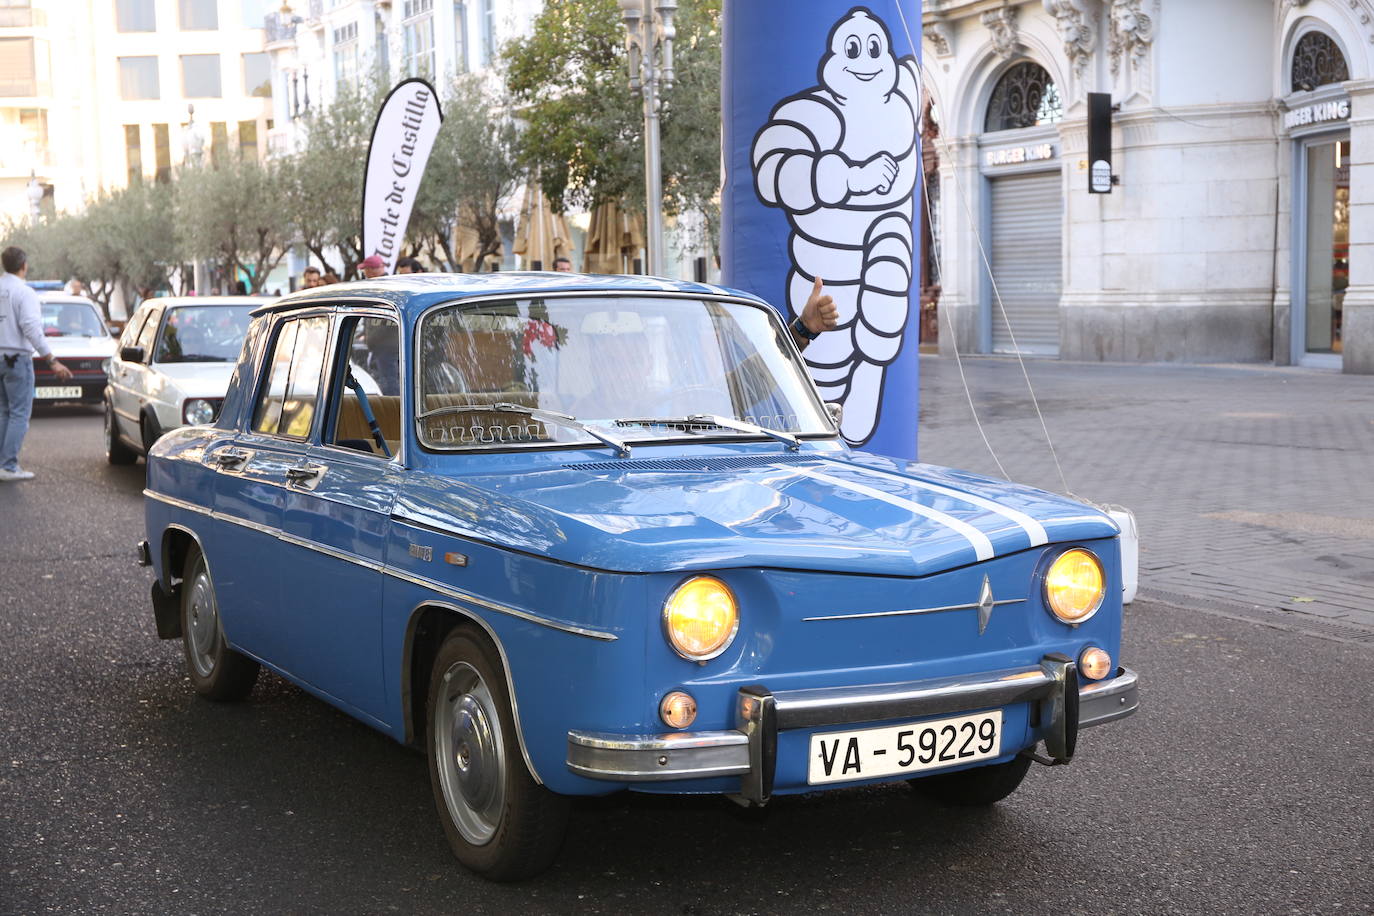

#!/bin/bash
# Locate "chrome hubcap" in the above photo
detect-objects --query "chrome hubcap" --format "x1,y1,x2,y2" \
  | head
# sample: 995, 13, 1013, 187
186, 567, 219, 678
434, 661, 505, 845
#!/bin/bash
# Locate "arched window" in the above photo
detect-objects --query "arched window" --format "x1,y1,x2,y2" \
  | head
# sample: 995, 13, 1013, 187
1291, 31, 1349, 92
984, 62, 1062, 132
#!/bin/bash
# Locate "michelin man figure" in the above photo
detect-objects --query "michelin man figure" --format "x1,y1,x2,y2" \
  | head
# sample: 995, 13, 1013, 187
752, 7, 919, 445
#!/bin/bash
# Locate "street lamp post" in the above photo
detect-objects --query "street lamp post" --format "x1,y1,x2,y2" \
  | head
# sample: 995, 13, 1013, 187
618, 0, 675, 277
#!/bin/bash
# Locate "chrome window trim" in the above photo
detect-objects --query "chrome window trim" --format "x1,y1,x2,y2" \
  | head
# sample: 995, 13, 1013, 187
412, 289, 840, 453
145, 489, 615, 641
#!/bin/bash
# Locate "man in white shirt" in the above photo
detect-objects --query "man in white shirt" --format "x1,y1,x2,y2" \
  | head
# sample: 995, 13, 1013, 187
0, 246, 73, 481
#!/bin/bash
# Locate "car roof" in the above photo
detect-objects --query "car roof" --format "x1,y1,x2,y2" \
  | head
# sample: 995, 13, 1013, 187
37, 294, 101, 307
254, 272, 765, 319
144, 296, 270, 309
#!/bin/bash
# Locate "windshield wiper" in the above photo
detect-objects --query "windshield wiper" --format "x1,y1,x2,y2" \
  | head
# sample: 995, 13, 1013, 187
416, 402, 631, 458
616, 414, 800, 451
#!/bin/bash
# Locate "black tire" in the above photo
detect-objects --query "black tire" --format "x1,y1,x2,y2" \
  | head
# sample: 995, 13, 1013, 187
908, 754, 1033, 807
426, 629, 570, 881
180, 546, 259, 701
105, 398, 137, 465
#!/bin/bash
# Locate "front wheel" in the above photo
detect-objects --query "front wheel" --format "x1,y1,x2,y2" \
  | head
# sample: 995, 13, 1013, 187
427, 630, 570, 881
908, 754, 1032, 807
105, 398, 136, 465
180, 546, 259, 701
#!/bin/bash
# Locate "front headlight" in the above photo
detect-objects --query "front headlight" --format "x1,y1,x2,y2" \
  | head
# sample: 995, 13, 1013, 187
1043, 548, 1106, 624
663, 576, 739, 661
183, 398, 217, 425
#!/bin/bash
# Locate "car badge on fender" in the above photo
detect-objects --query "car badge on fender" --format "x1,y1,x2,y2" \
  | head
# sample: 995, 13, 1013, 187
977, 575, 995, 636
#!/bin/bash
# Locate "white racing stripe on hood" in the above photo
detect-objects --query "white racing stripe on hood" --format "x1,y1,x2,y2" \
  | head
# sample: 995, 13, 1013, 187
789, 465, 995, 562
835, 462, 1049, 547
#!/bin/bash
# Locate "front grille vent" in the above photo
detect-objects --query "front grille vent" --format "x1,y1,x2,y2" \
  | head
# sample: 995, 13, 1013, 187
565, 453, 829, 473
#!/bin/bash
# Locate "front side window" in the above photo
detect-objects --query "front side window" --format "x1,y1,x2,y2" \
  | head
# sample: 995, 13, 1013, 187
328, 315, 401, 456
155, 305, 255, 363
253, 315, 330, 438
181, 54, 221, 98
984, 61, 1061, 132
135, 307, 162, 355
417, 296, 832, 450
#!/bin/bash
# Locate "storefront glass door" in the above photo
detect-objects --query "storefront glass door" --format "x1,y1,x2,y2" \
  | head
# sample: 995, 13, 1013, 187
1302, 138, 1350, 363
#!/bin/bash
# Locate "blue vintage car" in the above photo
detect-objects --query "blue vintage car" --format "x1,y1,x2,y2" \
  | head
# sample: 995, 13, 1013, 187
140, 273, 1138, 881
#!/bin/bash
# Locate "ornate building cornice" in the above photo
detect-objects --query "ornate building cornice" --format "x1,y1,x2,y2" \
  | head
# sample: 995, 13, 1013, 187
981, 4, 1021, 60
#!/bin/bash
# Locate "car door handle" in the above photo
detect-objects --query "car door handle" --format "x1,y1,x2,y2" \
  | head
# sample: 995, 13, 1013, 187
215, 448, 251, 468
286, 463, 326, 483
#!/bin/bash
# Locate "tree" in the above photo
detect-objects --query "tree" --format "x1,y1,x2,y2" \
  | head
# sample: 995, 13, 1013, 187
504, 0, 722, 229
287, 79, 389, 279
410, 75, 523, 271
176, 155, 291, 293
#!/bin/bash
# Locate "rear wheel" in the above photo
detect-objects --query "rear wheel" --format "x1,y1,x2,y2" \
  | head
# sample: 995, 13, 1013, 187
426, 629, 570, 881
180, 546, 259, 701
105, 397, 136, 465
908, 755, 1032, 807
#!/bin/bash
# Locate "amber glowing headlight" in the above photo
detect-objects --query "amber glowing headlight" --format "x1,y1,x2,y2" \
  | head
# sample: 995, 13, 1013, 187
1043, 548, 1106, 624
660, 691, 698, 729
663, 576, 739, 661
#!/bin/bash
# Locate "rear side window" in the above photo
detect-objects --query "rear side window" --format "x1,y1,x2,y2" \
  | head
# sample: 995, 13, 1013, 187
252, 315, 331, 438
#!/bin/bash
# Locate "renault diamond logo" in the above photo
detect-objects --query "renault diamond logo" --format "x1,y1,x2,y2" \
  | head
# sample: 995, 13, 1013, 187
977, 575, 995, 636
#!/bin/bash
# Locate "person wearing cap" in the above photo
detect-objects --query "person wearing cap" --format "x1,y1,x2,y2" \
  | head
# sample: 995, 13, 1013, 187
359, 255, 387, 279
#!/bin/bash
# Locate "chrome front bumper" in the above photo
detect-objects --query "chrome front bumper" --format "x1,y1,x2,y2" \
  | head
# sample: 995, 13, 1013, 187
567, 658, 1139, 804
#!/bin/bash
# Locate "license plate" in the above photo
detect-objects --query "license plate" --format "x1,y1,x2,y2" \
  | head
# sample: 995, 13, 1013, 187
808, 710, 1003, 785
35, 386, 82, 399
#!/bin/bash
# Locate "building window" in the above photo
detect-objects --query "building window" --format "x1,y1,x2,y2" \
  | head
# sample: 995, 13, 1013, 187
181, 54, 222, 98
333, 22, 358, 88
238, 119, 258, 159
242, 51, 271, 97
0, 0, 41, 28
479, 0, 494, 66
125, 124, 143, 184
19, 107, 48, 164
118, 55, 160, 100
403, 0, 435, 79
240, 0, 270, 29
983, 61, 1062, 132
210, 121, 229, 167
0, 37, 47, 97
115, 0, 156, 32
453, 1, 468, 74
178, 0, 217, 30
1291, 31, 1350, 93
153, 122, 171, 182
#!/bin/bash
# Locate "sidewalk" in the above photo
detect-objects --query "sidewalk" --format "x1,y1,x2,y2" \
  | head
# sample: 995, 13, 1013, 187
914, 354, 1374, 645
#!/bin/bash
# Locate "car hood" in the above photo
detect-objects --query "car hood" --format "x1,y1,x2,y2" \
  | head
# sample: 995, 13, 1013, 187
148, 361, 238, 396
395, 451, 1119, 576
39, 337, 116, 359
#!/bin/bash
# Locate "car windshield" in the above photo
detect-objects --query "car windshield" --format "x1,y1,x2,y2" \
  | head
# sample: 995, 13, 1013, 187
41, 302, 106, 338
155, 305, 254, 363
417, 296, 833, 451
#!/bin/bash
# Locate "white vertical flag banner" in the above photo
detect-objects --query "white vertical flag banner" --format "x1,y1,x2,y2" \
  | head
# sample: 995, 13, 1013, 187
361, 78, 444, 273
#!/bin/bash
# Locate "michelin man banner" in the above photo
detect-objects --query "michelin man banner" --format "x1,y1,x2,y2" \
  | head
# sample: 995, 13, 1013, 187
721, 3, 922, 458
361, 78, 444, 273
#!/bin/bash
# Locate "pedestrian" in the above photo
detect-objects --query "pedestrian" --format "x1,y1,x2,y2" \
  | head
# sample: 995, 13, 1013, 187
358, 255, 387, 279
322, 270, 341, 285
553, 257, 573, 272
396, 257, 425, 274
65, 277, 86, 297
0, 246, 74, 481
301, 266, 323, 289
233, 280, 248, 295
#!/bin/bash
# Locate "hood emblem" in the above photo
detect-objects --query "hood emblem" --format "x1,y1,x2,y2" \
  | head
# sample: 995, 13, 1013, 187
977, 575, 995, 635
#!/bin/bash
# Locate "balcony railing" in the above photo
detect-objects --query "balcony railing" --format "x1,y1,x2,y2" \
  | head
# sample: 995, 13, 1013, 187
264, 15, 297, 43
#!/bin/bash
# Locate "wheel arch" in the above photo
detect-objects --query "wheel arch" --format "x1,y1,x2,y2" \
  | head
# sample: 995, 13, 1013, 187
159, 523, 205, 593
402, 601, 544, 786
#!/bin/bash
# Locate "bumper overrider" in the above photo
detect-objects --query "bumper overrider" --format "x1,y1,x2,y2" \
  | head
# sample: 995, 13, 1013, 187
567, 655, 1139, 804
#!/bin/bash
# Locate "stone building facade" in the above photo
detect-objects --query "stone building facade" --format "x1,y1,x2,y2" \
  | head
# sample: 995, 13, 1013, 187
922, 0, 1374, 372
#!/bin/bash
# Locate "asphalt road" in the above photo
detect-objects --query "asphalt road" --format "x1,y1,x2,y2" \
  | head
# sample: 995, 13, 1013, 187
2, 406, 1371, 916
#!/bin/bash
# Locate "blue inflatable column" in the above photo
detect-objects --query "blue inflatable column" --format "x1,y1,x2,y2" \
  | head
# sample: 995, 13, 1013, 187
721, 2, 923, 459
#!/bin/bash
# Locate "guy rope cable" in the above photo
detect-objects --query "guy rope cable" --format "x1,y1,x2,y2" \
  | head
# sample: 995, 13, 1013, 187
893, 4, 1072, 497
